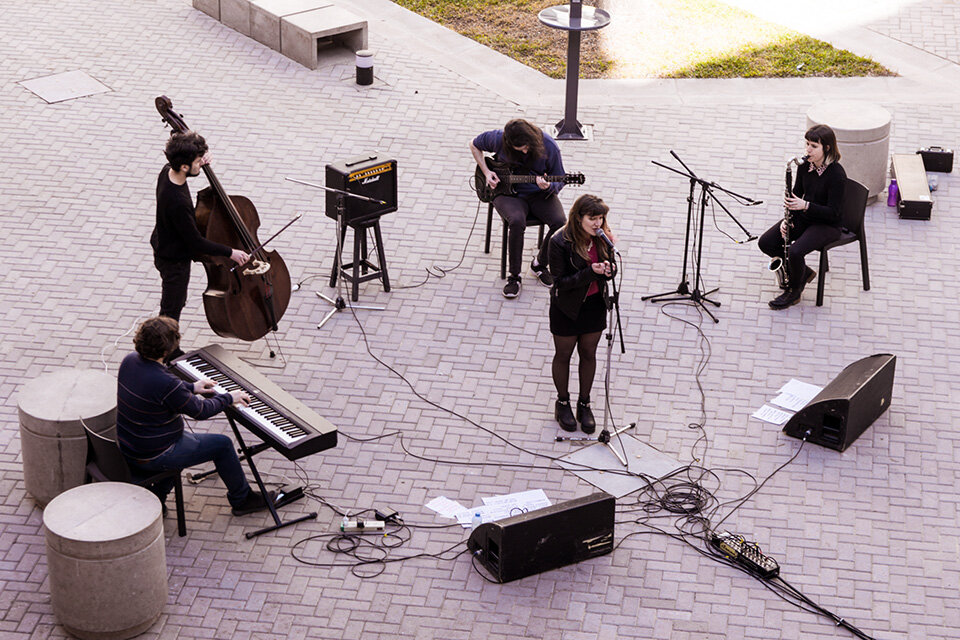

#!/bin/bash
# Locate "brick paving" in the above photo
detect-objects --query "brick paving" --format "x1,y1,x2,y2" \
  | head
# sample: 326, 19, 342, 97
867, 1, 960, 65
1, 1, 959, 639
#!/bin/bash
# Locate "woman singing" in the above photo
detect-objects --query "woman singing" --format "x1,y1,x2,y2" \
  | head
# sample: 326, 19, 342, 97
759, 124, 846, 309
548, 194, 616, 433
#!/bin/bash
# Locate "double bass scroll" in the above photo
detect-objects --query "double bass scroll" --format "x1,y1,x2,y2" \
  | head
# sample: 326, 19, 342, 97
155, 96, 292, 342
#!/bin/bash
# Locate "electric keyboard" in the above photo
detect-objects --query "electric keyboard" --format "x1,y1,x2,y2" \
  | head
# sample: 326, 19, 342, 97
170, 344, 337, 461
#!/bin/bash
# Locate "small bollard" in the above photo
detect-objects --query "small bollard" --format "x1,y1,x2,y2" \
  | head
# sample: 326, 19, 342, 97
356, 50, 374, 86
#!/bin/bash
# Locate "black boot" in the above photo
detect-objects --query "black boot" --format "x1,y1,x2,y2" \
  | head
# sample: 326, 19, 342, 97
577, 400, 596, 434
769, 287, 803, 310
555, 399, 577, 432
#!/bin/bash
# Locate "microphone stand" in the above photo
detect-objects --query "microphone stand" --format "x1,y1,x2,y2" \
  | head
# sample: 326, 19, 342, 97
593, 242, 635, 467
285, 177, 385, 330
642, 151, 758, 324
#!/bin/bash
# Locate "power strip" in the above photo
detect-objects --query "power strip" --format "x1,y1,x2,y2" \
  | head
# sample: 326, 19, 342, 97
340, 518, 385, 533
711, 531, 780, 578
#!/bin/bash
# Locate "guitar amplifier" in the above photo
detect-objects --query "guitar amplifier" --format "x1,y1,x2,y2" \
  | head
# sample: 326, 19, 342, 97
325, 154, 398, 225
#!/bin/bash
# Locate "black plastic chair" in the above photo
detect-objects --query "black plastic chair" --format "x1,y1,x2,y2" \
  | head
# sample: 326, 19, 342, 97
483, 203, 545, 279
816, 178, 870, 306
82, 422, 187, 537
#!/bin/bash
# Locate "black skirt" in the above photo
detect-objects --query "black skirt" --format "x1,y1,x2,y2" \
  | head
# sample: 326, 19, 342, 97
550, 292, 607, 337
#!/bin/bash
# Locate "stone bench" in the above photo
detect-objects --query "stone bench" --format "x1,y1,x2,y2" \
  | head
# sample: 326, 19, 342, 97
44, 482, 167, 640
251, 0, 333, 51
807, 101, 892, 203
193, 0, 367, 70
18, 368, 117, 506
281, 5, 368, 69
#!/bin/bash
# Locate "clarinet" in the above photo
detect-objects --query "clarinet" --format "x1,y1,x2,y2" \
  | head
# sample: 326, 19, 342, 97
768, 155, 805, 289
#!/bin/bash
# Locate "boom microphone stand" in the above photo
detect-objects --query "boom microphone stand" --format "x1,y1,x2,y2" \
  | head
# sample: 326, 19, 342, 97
642, 151, 759, 323
592, 236, 635, 467
286, 177, 385, 330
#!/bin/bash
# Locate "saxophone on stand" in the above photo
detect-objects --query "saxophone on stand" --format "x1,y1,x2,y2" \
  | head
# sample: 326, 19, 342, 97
768, 155, 805, 289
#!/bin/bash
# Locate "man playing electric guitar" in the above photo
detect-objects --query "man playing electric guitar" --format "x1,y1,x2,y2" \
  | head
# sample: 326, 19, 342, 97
470, 119, 567, 298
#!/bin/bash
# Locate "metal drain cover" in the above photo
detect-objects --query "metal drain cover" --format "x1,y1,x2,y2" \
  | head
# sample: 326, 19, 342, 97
19, 70, 111, 103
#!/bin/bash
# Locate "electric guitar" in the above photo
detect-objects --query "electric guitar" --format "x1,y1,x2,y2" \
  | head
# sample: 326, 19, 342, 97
474, 157, 585, 203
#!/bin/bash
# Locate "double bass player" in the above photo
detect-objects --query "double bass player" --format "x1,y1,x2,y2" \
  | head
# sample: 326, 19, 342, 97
151, 130, 249, 347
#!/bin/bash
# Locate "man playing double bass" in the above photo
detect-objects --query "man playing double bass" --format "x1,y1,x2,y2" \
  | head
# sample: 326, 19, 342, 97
152, 131, 248, 336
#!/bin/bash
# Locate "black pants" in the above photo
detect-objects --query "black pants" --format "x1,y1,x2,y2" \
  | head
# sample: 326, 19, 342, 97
758, 221, 841, 288
492, 192, 565, 277
154, 255, 191, 322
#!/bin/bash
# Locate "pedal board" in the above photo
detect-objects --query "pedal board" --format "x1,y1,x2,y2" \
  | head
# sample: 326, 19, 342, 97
711, 531, 780, 578
274, 486, 305, 509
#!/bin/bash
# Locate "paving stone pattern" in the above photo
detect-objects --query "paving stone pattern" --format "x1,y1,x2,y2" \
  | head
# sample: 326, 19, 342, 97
867, 0, 960, 64
1, 1, 959, 639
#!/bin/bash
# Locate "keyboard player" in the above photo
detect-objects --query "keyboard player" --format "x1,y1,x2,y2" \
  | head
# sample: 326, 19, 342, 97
116, 316, 272, 517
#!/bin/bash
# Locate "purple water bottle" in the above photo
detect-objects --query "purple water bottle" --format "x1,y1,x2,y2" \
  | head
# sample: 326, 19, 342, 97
887, 178, 898, 207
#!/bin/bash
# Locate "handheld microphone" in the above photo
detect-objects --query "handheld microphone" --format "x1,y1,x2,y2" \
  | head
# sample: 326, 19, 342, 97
595, 229, 615, 250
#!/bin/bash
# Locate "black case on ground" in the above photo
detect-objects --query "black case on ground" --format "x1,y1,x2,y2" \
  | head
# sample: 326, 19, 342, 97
916, 146, 953, 173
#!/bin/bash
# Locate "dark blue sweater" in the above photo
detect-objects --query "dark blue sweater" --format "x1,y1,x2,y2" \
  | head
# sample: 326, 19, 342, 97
472, 129, 565, 197
116, 352, 233, 459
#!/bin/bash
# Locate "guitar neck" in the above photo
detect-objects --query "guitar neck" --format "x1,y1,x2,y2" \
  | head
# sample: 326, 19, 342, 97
506, 174, 569, 184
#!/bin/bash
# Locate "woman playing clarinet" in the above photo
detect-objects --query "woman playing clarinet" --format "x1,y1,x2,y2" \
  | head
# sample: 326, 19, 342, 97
759, 124, 846, 309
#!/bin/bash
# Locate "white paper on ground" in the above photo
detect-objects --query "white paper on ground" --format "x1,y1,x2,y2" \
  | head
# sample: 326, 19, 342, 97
753, 404, 794, 425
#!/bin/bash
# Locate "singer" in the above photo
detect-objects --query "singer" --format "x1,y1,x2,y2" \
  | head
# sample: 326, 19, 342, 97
470, 119, 567, 298
548, 194, 616, 433
758, 124, 846, 309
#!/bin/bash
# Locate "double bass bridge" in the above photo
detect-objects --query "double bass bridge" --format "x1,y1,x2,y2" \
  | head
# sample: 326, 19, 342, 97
242, 259, 271, 276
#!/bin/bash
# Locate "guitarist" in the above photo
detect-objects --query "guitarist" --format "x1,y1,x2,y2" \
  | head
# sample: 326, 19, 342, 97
470, 119, 567, 298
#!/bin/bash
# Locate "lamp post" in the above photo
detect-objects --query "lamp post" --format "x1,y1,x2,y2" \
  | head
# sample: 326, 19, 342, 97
538, 0, 611, 140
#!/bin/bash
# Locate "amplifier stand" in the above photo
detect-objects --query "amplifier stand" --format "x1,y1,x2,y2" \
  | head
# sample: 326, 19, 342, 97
329, 218, 392, 302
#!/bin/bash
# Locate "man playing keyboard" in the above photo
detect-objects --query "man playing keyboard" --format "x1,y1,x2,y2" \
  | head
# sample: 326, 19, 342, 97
116, 316, 271, 517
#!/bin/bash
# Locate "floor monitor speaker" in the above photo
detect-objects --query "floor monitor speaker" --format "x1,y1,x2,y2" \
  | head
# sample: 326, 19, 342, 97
466, 492, 614, 583
783, 353, 896, 451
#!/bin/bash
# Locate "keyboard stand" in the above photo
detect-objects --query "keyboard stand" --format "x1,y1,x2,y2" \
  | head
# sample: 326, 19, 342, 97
226, 414, 318, 539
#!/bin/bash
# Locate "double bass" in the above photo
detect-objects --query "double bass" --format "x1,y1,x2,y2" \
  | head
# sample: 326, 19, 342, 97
155, 96, 291, 342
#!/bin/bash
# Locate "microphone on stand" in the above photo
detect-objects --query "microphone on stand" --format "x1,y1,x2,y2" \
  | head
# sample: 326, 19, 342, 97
596, 229, 616, 251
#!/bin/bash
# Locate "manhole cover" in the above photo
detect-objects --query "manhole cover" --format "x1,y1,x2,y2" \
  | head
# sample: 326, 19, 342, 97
19, 70, 111, 104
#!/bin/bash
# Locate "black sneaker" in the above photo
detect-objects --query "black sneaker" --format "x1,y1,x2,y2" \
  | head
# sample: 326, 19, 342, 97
769, 288, 802, 310
503, 275, 521, 299
531, 259, 553, 287
231, 489, 276, 516
576, 400, 596, 434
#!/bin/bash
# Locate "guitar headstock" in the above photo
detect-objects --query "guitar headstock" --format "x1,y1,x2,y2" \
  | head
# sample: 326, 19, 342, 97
155, 95, 189, 134
565, 173, 586, 186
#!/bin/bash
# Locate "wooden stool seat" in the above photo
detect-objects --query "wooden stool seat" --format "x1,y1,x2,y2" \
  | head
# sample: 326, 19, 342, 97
330, 218, 391, 301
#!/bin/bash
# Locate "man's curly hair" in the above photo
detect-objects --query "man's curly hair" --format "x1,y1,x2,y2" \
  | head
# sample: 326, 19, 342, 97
133, 316, 181, 360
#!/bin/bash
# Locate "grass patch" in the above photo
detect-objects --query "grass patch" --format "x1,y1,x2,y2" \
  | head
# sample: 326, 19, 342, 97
391, 0, 613, 79
390, 0, 893, 79
671, 35, 892, 78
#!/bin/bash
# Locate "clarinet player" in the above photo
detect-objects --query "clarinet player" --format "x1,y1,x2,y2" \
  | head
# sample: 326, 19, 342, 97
759, 124, 846, 309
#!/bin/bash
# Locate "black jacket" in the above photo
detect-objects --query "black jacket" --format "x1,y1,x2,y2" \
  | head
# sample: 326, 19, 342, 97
793, 161, 846, 228
548, 231, 614, 320
151, 165, 232, 261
